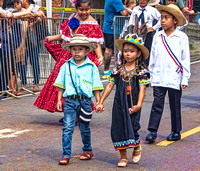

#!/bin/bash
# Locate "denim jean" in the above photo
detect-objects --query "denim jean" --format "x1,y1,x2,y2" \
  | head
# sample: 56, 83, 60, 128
62, 97, 93, 159
18, 45, 40, 86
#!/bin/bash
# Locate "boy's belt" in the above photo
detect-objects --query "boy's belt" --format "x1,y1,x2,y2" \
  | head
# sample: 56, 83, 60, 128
66, 95, 88, 100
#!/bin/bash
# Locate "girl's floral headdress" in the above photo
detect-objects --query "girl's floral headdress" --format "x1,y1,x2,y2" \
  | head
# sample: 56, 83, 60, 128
115, 34, 149, 60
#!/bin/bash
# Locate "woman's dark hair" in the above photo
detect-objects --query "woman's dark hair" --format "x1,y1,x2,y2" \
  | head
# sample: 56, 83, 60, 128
27, 0, 35, 4
120, 42, 146, 70
5, 0, 21, 8
75, 0, 92, 8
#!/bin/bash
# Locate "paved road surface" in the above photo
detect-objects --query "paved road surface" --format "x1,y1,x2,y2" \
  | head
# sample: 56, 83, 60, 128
0, 62, 200, 170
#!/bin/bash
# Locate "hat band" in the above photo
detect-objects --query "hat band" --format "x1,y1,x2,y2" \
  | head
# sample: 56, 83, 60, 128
125, 34, 143, 45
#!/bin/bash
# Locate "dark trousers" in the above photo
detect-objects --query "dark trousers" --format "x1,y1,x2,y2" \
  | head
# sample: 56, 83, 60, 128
144, 31, 154, 66
18, 45, 40, 86
148, 86, 182, 133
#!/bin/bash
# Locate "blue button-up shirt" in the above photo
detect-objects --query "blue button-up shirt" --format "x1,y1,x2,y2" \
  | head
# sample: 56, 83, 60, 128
54, 56, 104, 98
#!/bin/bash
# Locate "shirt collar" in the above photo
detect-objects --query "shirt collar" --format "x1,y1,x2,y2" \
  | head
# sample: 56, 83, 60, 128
157, 28, 180, 38
69, 56, 92, 66
139, 5, 149, 11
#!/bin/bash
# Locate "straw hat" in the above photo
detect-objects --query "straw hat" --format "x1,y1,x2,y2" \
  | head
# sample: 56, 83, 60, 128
155, 4, 186, 26
148, 0, 160, 6
115, 34, 149, 60
62, 34, 97, 52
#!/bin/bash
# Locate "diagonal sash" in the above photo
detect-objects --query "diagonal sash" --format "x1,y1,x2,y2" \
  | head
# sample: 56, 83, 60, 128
161, 34, 182, 74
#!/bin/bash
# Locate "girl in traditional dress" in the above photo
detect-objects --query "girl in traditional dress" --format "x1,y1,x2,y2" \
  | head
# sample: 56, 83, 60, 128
96, 34, 150, 167
34, 0, 104, 114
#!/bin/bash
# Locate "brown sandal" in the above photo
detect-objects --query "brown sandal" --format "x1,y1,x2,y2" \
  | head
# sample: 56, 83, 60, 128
59, 157, 69, 165
80, 152, 93, 160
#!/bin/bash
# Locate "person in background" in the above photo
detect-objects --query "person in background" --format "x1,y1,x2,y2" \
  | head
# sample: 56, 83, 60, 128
175, 0, 194, 14
102, 0, 129, 79
129, 0, 161, 66
0, 6, 31, 18
145, 4, 190, 143
119, 0, 136, 39
1, 0, 31, 95
19, 0, 46, 93
0, 1, 32, 95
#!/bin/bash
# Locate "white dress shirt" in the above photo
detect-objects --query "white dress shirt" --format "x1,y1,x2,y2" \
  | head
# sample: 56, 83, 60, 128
129, 5, 161, 31
149, 29, 191, 90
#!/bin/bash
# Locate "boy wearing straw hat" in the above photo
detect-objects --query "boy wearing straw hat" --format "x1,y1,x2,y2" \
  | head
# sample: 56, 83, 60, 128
54, 34, 103, 165
145, 4, 191, 143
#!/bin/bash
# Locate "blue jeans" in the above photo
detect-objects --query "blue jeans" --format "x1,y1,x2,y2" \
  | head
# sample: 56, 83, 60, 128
62, 97, 93, 159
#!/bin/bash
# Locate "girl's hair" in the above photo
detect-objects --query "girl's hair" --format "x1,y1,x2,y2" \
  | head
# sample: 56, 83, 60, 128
120, 42, 146, 71
75, 0, 92, 8
27, 0, 35, 4
5, 0, 21, 8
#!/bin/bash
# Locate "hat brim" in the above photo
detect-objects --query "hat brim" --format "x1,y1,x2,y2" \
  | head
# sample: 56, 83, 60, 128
115, 39, 149, 60
148, 0, 160, 6
155, 5, 186, 26
61, 43, 97, 53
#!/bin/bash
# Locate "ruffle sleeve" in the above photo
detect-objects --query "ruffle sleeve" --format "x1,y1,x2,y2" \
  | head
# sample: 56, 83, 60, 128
60, 19, 104, 44
60, 19, 71, 42
138, 68, 150, 85
81, 24, 104, 44
108, 67, 120, 84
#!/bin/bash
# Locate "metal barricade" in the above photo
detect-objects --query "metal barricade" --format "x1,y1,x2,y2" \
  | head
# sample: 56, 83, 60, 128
0, 17, 66, 98
113, 16, 130, 59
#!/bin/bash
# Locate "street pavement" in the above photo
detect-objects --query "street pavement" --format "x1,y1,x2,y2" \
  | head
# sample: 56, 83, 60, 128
0, 59, 200, 170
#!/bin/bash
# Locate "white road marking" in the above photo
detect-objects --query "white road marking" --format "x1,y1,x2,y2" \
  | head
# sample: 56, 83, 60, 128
0, 129, 32, 138
191, 60, 200, 65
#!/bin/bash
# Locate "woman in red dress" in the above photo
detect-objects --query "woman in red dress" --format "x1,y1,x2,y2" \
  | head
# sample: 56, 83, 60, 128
34, 0, 104, 112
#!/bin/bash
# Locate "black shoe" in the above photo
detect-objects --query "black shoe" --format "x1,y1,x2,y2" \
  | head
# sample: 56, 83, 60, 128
59, 117, 64, 123
145, 131, 157, 143
167, 132, 181, 141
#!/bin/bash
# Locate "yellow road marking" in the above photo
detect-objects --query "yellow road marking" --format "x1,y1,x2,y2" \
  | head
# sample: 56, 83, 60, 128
156, 126, 200, 146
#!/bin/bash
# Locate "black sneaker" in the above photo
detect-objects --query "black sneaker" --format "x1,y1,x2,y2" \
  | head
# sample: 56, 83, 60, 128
145, 131, 157, 143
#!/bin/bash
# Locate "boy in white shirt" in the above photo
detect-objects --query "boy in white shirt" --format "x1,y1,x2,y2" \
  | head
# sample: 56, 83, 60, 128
129, 0, 161, 65
145, 4, 190, 143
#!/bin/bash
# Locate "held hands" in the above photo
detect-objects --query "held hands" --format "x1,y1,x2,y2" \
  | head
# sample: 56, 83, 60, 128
129, 105, 141, 114
95, 103, 104, 113
56, 101, 63, 112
